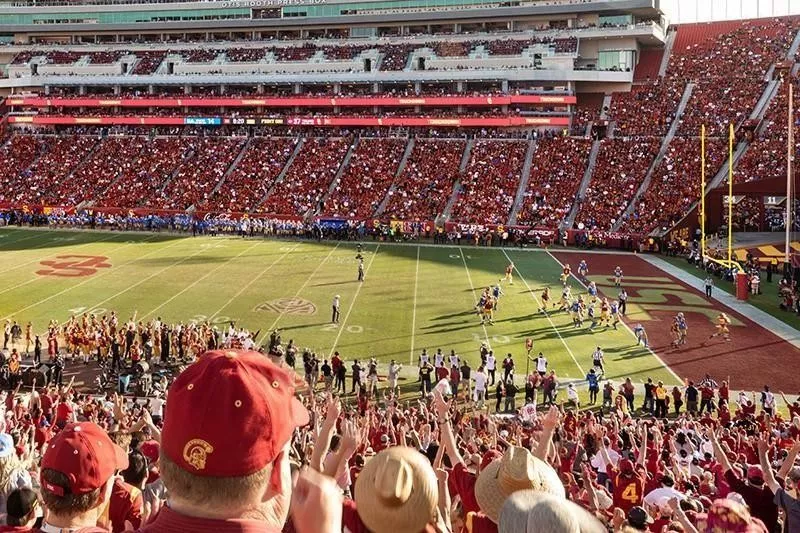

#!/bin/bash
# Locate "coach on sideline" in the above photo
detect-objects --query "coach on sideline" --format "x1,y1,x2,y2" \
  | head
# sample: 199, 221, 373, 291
134, 349, 340, 533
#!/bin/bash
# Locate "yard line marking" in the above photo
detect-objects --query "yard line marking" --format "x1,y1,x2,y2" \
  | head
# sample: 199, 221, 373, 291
0, 234, 154, 295
209, 242, 302, 319
458, 247, 491, 348
0, 238, 189, 321
261, 243, 341, 344
0, 231, 122, 277
409, 245, 420, 365
78, 242, 219, 318
329, 244, 380, 357
140, 241, 262, 321
545, 249, 682, 384
502, 249, 585, 377
0, 229, 59, 249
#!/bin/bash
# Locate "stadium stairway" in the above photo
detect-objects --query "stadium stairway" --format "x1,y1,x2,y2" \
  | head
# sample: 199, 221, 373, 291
789, 28, 800, 59
612, 83, 695, 232
440, 138, 473, 222
658, 27, 677, 78
507, 139, 537, 226
374, 137, 414, 217
313, 136, 359, 217
564, 138, 601, 229
206, 137, 254, 199
155, 142, 197, 199
79, 137, 143, 209
254, 136, 305, 210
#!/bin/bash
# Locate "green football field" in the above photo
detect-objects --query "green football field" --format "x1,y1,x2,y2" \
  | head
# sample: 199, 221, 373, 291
0, 227, 679, 398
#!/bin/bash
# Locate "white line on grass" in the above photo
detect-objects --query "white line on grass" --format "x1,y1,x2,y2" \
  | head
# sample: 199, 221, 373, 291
409, 245, 420, 365
0, 229, 60, 250
502, 249, 585, 377
209, 242, 302, 320
545, 249, 683, 385
329, 244, 380, 357
458, 247, 491, 348
139, 241, 262, 321
261, 243, 341, 344
0, 238, 188, 321
0, 234, 157, 297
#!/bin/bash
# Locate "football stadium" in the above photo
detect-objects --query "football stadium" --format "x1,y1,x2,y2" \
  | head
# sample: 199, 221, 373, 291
0, 0, 799, 531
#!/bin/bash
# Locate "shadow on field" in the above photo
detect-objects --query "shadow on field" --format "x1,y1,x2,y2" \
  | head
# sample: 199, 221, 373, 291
0, 228, 184, 251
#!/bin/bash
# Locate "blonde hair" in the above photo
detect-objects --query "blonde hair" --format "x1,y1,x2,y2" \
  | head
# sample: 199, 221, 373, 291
0, 454, 23, 496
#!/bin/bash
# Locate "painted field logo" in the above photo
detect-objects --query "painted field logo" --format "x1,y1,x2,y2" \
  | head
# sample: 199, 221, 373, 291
36, 255, 112, 278
255, 298, 316, 315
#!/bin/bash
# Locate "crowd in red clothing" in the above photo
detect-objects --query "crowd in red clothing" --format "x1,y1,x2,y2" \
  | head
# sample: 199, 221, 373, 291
449, 140, 528, 225
517, 137, 591, 227
382, 139, 466, 221
260, 137, 351, 216
608, 81, 684, 137
575, 138, 660, 231
324, 138, 406, 219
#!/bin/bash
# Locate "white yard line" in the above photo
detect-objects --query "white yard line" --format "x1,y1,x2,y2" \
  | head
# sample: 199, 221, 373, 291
261, 243, 341, 343
545, 249, 683, 385
458, 247, 492, 348
409, 245, 420, 365
0, 238, 188, 321
502, 249, 585, 377
0, 231, 122, 277
209, 242, 302, 319
140, 241, 262, 321
0, 229, 59, 249
329, 244, 381, 357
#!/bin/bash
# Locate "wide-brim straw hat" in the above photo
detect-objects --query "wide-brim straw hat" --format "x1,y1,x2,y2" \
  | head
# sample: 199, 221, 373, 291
355, 446, 438, 533
475, 446, 565, 523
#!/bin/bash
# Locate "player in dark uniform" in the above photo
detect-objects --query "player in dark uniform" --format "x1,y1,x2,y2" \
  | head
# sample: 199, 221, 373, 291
357, 257, 364, 282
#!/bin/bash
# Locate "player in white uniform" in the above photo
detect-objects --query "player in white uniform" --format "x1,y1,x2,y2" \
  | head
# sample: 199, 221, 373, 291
434, 348, 444, 368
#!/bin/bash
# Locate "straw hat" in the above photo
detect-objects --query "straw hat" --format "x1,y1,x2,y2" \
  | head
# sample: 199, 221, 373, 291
354, 446, 438, 533
475, 446, 565, 523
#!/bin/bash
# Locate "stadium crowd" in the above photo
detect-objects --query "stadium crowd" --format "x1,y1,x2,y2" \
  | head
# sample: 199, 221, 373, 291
0, 314, 796, 533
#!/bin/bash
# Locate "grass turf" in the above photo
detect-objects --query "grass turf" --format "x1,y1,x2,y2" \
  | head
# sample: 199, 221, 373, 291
0, 227, 680, 401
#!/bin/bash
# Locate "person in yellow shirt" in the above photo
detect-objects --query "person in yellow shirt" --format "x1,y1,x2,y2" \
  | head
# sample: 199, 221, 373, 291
654, 380, 668, 418
709, 313, 731, 342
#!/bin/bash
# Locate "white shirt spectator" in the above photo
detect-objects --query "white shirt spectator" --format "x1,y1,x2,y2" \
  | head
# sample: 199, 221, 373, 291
591, 447, 620, 474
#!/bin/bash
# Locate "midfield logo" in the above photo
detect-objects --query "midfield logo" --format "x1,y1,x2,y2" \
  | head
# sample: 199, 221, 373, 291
255, 298, 316, 315
36, 255, 112, 278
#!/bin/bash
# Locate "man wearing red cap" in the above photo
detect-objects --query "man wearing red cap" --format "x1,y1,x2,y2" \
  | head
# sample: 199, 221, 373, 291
135, 349, 311, 533
39, 421, 130, 532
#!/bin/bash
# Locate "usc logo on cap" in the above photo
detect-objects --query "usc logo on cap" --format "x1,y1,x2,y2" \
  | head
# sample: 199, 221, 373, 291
183, 439, 214, 471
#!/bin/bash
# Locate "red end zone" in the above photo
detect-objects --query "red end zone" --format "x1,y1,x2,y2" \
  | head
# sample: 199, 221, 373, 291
551, 251, 800, 391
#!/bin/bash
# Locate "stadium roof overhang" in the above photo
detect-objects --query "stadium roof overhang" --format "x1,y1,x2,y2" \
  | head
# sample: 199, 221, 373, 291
0, 0, 660, 34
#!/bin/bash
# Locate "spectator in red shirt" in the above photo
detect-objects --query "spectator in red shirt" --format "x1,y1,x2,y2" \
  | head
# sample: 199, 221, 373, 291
135, 349, 315, 533
39, 422, 129, 533
108, 450, 148, 532
54, 395, 73, 429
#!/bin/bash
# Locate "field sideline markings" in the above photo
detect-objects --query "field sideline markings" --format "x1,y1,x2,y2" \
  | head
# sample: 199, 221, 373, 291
0, 229, 61, 251
409, 245, 420, 365
260, 243, 341, 344
0, 237, 192, 322
545, 249, 683, 385
502, 249, 585, 377
209, 242, 302, 320
139, 241, 263, 321
0, 233, 154, 296
458, 247, 492, 348
328, 244, 381, 357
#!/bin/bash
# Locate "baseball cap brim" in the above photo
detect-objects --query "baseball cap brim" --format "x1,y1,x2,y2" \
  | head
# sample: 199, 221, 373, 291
288, 396, 310, 430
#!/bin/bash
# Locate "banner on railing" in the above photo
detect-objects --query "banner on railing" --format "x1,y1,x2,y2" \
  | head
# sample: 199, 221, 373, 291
5, 95, 576, 108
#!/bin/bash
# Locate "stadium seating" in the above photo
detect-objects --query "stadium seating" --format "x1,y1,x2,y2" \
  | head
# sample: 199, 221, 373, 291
96, 137, 193, 209
382, 139, 466, 221
259, 137, 351, 216
0, 136, 45, 204
632, 48, 663, 81
145, 137, 246, 210
574, 138, 660, 231
201, 137, 299, 213
571, 92, 604, 135
2, 136, 98, 206
517, 137, 591, 227
449, 140, 527, 225
324, 138, 406, 219
608, 80, 684, 137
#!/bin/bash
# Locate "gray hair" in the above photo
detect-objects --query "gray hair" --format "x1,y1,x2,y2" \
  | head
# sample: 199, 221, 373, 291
499, 491, 606, 533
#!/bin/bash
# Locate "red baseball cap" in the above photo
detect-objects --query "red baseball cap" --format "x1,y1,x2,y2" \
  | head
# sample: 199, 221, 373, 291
619, 459, 635, 474
161, 349, 309, 477
139, 440, 160, 463
41, 422, 128, 496
481, 450, 502, 470
747, 465, 764, 480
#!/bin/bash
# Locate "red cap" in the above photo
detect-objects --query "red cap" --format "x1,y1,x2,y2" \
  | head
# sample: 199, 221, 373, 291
481, 450, 502, 470
139, 440, 160, 463
41, 422, 128, 496
619, 459, 635, 474
747, 465, 764, 480
161, 350, 309, 477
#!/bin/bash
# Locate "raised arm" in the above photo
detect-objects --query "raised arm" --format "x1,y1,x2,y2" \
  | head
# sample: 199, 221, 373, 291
777, 440, 800, 482
757, 436, 780, 494
534, 406, 560, 461
310, 397, 341, 473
